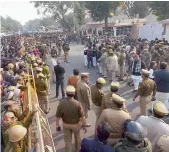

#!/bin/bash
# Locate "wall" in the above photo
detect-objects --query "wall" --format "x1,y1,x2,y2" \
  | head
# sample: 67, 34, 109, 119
163, 24, 169, 41
139, 22, 163, 40
131, 24, 141, 39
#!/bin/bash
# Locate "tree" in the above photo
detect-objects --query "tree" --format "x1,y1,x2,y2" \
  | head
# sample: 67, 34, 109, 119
122, 1, 150, 19
148, 1, 169, 20
84, 1, 120, 31
74, 1, 85, 26
32, 1, 85, 31
1, 16, 22, 33
23, 19, 41, 31
23, 17, 57, 31
59, 13, 74, 32
32, 1, 72, 31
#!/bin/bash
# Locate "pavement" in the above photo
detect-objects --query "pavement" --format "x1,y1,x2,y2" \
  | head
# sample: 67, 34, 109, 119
47, 44, 152, 152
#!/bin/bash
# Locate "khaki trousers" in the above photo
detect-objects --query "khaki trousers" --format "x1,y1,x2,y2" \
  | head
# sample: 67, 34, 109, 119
81, 102, 89, 118
140, 95, 152, 116
64, 51, 69, 62
38, 95, 49, 113
58, 47, 62, 56
119, 64, 125, 79
92, 104, 101, 121
63, 123, 81, 152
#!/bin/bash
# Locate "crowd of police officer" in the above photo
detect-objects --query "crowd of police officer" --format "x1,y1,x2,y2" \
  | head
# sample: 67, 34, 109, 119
55, 36, 169, 152
1, 33, 169, 152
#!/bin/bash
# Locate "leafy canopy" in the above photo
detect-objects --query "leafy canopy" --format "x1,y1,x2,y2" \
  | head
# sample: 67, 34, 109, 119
148, 1, 169, 20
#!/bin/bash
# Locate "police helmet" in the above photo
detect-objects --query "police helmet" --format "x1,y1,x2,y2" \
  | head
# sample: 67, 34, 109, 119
125, 121, 145, 142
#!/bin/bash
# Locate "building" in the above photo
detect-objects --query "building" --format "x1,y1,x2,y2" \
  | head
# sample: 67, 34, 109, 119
160, 19, 169, 41
80, 17, 147, 39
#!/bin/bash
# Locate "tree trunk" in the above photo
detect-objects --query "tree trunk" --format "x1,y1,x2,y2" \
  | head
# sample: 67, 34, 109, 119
104, 15, 108, 33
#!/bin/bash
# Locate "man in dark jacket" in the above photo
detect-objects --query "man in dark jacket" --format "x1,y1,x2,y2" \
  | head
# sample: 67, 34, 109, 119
153, 62, 169, 111
54, 60, 65, 99
80, 122, 115, 152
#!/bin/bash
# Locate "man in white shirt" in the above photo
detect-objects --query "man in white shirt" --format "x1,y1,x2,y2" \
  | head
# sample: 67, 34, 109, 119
136, 101, 169, 152
47, 55, 57, 83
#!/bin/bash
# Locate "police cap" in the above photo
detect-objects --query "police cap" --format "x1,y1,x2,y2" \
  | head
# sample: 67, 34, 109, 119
97, 77, 106, 84
81, 73, 89, 77
153, 101, 168, 116
141, 69, 150, 76
110, 82, 120, 88
112, 93, 126, 104
36, 67, 43, 72
66, 85, 75, 94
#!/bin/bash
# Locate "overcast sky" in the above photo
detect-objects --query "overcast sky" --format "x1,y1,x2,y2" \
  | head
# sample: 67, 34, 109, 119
0, 1, 40, 25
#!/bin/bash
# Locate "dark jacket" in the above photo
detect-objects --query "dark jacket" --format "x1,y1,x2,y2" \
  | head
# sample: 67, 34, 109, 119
54, 65, 65, 81
154, 69, 169, 93
115, 138, 152, 152
80, 138, 114, 152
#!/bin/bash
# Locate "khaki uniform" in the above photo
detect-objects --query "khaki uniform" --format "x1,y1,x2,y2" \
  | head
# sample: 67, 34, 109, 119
140, 50, 151, 69
56, 98, 85, 152
63, 44, 70, 62
138, 78, 156, 116
98, 52, 108, 77
96, 108, 131, 146
2, 112, 33, 146
57, 40, 62, 56
91, 84, 104, 120
151, 50, 160, 67
101, 92, 128, 113
42, 65, 51, 93
76, 80, 92, 118
118, 52, 126, 80
35, 77, 49, 113
5, 138, 26, 152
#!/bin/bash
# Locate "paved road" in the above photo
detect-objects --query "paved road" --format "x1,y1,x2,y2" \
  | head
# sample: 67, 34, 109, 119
47, 44, 152, 152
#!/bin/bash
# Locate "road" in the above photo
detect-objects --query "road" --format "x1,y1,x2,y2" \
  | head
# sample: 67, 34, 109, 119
47, 44, 152, 152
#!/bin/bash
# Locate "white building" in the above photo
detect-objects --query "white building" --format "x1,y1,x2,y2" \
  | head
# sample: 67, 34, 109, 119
160, 19, 169, 41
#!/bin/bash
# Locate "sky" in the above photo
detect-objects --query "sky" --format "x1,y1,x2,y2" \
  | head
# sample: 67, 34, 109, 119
0, 1, 40, 25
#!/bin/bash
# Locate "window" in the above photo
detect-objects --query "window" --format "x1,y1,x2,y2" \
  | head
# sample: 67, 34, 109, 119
116, 26, 132, 36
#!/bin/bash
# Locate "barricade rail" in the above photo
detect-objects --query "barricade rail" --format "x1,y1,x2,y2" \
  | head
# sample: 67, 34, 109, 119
23, 63, 56, 152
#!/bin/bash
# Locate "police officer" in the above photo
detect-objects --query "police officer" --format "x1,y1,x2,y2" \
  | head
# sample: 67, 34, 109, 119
4, 125, 27, 152
2, 100, 24, 121
118, 46, 126, 81
56, 85, 87, 152
42, 62, 51, 94
91, 77, 106, 121
133, 69, 157, 116
2, 108, 35, 147
51, 46, 57, 57
63, 42, 70, 63
76, 73, 92, 127
136, 101, 169, 151
35, 73, 49, 114
102, 82, 128, 112
57, 39, 62, 56
115, 121, 152, 152
97, 94, 131, 146
35, 67, 43, 79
